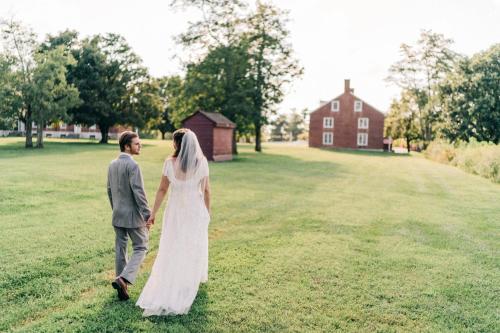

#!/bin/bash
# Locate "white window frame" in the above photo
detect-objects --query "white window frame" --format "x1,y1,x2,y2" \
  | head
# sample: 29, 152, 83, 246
357, 133, 368, 146
331, 100, 339, 112
323, 117, 334, 129
322, 132, 333, 145
354, 100, 363, 112
358, 117, 369, 129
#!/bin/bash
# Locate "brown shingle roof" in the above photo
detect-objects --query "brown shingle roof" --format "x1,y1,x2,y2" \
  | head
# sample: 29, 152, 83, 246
198, 111, 236, 128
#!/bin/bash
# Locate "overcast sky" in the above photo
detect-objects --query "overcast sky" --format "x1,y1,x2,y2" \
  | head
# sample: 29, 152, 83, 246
1, 0, 499, 114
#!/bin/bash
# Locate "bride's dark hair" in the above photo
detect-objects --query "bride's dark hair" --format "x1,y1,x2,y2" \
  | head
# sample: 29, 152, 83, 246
172, 128, 188, 158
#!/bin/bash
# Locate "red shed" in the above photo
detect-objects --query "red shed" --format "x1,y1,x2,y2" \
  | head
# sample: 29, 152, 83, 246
182, 111, 236, 161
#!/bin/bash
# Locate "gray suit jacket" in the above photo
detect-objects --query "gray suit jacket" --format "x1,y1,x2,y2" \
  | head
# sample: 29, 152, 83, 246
107, 153, 151, 228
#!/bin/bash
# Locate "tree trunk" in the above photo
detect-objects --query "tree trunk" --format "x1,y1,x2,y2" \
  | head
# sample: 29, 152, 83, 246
25, 105, 33, 148
36, 117, 44, 149
99, 125, 109, 144
232, 130, 238, 155
406, 136, 411, 154
255, 122, 261, 152
161, 131, 166, 140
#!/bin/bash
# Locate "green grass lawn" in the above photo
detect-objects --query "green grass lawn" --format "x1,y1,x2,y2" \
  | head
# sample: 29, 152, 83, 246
0, 138, 499, 333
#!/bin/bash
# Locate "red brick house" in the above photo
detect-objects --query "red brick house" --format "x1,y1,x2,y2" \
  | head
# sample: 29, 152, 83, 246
182, 111, 236, 161
309, 80, 385, 150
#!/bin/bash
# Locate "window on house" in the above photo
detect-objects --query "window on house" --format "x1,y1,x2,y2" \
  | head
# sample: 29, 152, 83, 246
354, 100, 363, 112
331, 101, 339, 112
323, 132, 333, 145
358, 117, 369, 129
323, 117, 334, 128
357, 133, 368, 146
60, 123, 67, 130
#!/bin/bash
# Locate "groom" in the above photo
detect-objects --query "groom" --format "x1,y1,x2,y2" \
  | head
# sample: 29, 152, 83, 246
107, 131, 152, 301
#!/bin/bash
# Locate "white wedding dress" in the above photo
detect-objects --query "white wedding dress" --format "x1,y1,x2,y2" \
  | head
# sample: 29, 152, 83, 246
136, 155, 210, 316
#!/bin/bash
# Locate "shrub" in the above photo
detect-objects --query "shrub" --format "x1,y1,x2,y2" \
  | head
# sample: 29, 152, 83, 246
424, 139, 500, 183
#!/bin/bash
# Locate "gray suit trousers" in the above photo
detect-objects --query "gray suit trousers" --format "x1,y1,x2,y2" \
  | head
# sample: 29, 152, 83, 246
114, 226, 149, 284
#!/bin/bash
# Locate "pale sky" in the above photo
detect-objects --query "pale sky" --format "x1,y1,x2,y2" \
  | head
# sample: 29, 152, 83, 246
1, 0, 499, 115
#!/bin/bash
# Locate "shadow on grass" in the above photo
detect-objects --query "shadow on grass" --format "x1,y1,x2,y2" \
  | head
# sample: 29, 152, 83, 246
79, 286, 209, 332
220, 149, 348, 181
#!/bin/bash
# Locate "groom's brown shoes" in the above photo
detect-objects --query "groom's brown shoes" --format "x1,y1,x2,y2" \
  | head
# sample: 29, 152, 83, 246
112, 277, 129, 301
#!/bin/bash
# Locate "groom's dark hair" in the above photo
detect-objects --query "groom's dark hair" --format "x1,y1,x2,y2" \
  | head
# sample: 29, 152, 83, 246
119, 131, 138, 152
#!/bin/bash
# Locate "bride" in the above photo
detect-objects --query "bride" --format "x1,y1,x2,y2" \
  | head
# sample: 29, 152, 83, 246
136, 128, 211, 316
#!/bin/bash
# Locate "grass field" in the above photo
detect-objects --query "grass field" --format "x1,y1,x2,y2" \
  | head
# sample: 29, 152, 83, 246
0, 138, 499, 332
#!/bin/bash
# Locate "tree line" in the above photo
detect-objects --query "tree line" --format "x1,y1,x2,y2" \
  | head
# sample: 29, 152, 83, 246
0, 0, 303, 152
385, 30, 499, 151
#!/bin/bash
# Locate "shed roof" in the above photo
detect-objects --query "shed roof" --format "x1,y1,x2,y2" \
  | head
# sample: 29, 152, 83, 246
183, 111, 236, 128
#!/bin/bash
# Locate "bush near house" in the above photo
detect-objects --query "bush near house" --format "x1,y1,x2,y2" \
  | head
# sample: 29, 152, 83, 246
425, 139, 500, 183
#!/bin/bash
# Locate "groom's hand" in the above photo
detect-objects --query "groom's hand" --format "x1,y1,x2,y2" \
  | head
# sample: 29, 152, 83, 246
146, 216, 155, 230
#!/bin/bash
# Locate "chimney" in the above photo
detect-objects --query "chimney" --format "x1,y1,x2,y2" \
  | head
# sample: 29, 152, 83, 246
344, 79, 351, 93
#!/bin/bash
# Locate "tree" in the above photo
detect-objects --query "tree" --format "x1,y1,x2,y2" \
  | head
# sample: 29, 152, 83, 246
384, 92, 420, 153
172, 0, 302, 152
183, 42, 255, 153
31, 46, 80, 148
152, 75, 189, 139
69, 34, 149, 143
270, 113, 288, 141
0, 18, 38, 147
172, 0, 253, 153
245, 1, 303, 151
286, 109, 305, 141
387, 30, 457, 148
127, 77, 164, 134
440, 44, 500, 143
0, 54, 23, 130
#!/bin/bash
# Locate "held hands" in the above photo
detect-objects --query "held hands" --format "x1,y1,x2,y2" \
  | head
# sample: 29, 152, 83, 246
146, 214, 155, 230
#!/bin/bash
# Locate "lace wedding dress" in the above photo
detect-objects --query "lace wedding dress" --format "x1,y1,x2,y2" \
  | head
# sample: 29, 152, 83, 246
137, 133, 210, 316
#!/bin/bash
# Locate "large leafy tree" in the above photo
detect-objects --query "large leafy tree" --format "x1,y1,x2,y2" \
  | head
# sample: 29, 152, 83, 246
387, 30, 457, 148
173, 0, 302, 152
243, 1, 303, 151
69, 33, 149, 143
183, 42, 255, 153
0, 20, 80, 148
440, 44, 500, 143
31, 46, 81, 148
0, 18, 37, 147
172, 0, 253, 153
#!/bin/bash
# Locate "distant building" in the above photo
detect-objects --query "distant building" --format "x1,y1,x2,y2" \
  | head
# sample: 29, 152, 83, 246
309, 79, 385, 150
182, 111, 236, 161
0, 121, 129, 140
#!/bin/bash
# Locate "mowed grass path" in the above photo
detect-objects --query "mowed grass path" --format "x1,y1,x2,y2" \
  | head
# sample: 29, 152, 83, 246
0, 138, 498, 333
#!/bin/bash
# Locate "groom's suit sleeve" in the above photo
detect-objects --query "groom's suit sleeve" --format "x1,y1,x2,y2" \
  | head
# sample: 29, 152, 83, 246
107, 166, 113, 209
129, 162, 151, 221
